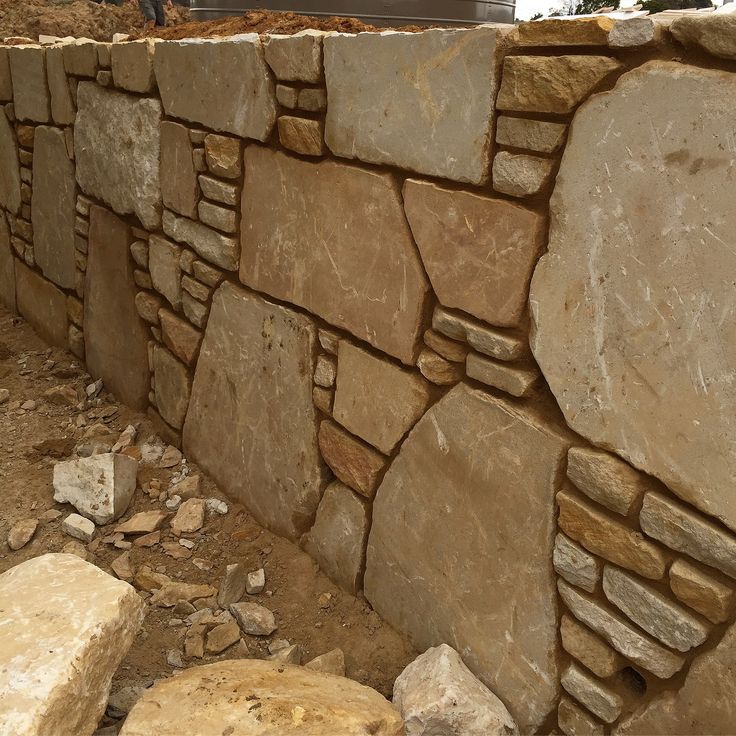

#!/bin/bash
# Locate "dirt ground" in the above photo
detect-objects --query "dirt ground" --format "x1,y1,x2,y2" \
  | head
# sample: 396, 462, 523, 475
0, 306, 416, 731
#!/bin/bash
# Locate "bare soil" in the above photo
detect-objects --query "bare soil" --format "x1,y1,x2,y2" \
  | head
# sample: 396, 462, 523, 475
0, 306, 416, 731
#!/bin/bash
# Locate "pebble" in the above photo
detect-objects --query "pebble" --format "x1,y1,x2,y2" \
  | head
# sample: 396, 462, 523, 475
133, 530, 161, 547
172, 600, 196, 616
159, 445, 183, 468
268, 644, 303, 665
86, 379, 104, 398
21, 399, 36, 411
166, 649, 185, 669
7, 518, 38, 550
111, 551, 133, 580
230, 602, 277, 636
179, 538, 195, 549
38, 509, 62, 523
43, 385, 78, 406
206, 498, 228, 515
218, 563, 248, 608
61, 513, 96, 543
165, 495, 182, 511
169, 474, 201, 500
111, 424, 137, 453
0, 388, 9, 404
305, 648, 346, 677
206, 621, 241, 654
268, 639, 290, 654
246, 568, 266, 596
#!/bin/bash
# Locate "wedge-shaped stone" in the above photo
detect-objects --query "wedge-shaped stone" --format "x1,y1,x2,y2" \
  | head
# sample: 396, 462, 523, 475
149, 234, 181, 310
183, 283, 327, 540
160, 121, 198, 219
153, 344, 191, 430
0, 553, 144, 736
15, 261, 67, 347
403, 180, 544, 327
366, 385, 569, 732
561, 614, 623, 679
559, 579, 685, 679
324, 27, 507, 184
671, 14, 736, 60
111, 39, 155, 93
669, 559, 734, 624
495, 116, 567, 154
553, 533, 600, 593
154, 35, 276, 140
530, 63, 736, 531
561, 663, 622, 724
45, 46, 75, 126
264, 30, 324, 83
8, 45, 50, 123
75, 83, 162, 229
559, 697, 604, 736
466, 352, 539, 397
0, 215, 15, 312
240, 147, 429, 365
160, 309, 201, 366
0, 109, 21, 215
163, 210, 239, 271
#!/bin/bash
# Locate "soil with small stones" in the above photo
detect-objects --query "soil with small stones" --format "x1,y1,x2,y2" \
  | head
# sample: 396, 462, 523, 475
0, 306, 416, 731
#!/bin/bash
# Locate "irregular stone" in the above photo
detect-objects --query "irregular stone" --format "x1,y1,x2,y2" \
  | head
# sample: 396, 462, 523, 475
183, 283, 326, 540
119, 660, 403, 735
160, 309, 201, 366
416, 348, 464, 386
0, 554, 144, 736
45, 46, 75, 125
325, 27, 507, 184
204, 134, 241, 179
154, 36, 276, 140
561, 663, 622, 724
150, 581, 217, 607
245, 568, 265, 595
15, 261, 68, 347
8, 46, 50, 122
107, 685, 144, 719
530, 63, 736, 530
465, 353, 539, 397
171, 498, 205, 535
110, 551, 133, 581
61, 513, 95, 543
492, 152, 555, 198
240, 147, 429, 364
153, 345, 191, 430
403, 179, 544, 327
394, 644, 518, 736
111, 39, 155, 93
553, 532, 600, 593
518, 17, 614, 45
558, 696, 604, 736
160, 121, 198, 219
639, 491, 736, 580
558, 490, 666, 580
181, 274, 212, 301
0, 214, 16, 312
170, 474, 201, 501
671, 14, 736, 60
198, 175, 238, 206
206, 620, 240, 654
298, 87, 327, 112
313, 353, 336, 388
304, 648, 344, 677
276, 83, 298, 108
163, 210, 239, 271
268, 643, 302, 664
7, 518, 38, 550
134, 291, 162, 324
303, 481, 370, 595
0, 109, 21, 214
75, 83, 162, 229
558, 579, 685, 679
133, 565, 171, 591
278, 115, 325, 156
496, 116, 567, 154
115, 510, 168, 535
182, 293, 209, 328
218, 563, 247, 607
423, 330, 467, 363
197, 201, 235, 233
85, 206, 150, 409
230, 602, 276, 635
560, 614, 624, 679
62, 40, 98, 76
333, 341, 430, 454
497, 55, 622, 114
366, 385, 568, 732
264, 30, 324, 83
608, 17, 656, 47
184, 624, 206, 659
669, 558, 734, 624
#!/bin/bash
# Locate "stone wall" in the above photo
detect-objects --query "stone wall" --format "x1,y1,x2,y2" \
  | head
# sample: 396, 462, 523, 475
1, 15, 735, 733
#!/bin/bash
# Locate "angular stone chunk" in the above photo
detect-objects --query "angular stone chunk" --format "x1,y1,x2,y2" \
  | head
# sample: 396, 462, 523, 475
671, 14, 736, 60
111, 39, 155, 93
558, 490, 666, 580
149, 234, 181, 310
0, 554, 144, 736
403, 180, 544, 327
163, 210, 239, 271
0, 215, 15, 311
160, 309, 201, 366
669, 558, 734, 624
559, 697, 604, 736
495, 116, 567, 154
154, 36, 276, 141
264, 30, 324, 83
240, 147, 429, 365
466, 352, 539, 397
9, 46, 50, 123
497, 55, 622, 114
198, 201, 237, 234
183, 283, 326, 540
63, 41, 98, 77
119, 660, 403, 736
530, 63, 736, 530
153, 344, 191, 430
558, 579, 685, 679
160, 121, 198, 219
333, 341, 430, 454
366, 385, 569, 732
204, 134, 241, 179
298, 87, 327, 112
553, 533, 600, 593
75, 83, 162, 229
15, 261, 67, 347
198, 175, 238, 206
608, 17, 656, 48
45, 46, 75, 126
561, 614, 623, 679
492, 151, 555, 198
324, 27, 507, 184
278, 115, 325, 157
0, 109, 21, 215
31, 126, 76, 289
561, 663, 622, 724
302, 481, 369, 595
85, 206, 149, 409
518, 17, 614, 46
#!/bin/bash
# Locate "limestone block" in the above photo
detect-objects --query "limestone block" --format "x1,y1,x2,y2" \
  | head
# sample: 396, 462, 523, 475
493, 151, 555, 198
465, 353, 539, 397
160, 121, 198, 219
15, 261, 67, 347
530, 63, 736, 530
119, 660, 403, 735
240, 147, 430, 365
608, 18, 657, 47
561, 663, 622, 724
183, 283, 327, 540
518, 17, 614, 45
111, 39, 155, 93
561, 614, 623, 679
154, 36, 277, 140
325, 27, 506, 184
198, 201, 237, 233
558, 697, 604, 736
0, 214, 15, 311
160, 309, 201, 366
333, 341, 431, 454
45, 46, 75, 125
671, 15, 736, 60
497, 55, 622, 114
403, 179, 544, 327
264, 30, 325, 83
154, 344, 191, 430
366, 385, 569, 732
0, 109, 20, 215
52, 453, 138, 525
31, 126, 76, 289
553, 533, 600, 593
9, 46, 50, 123
149, 234, 181, 310
302, 481, 370, 595
62, 40, 98, 77
199, 175, 238, 206
495, 116, 566, 154
669, 559, 734, 624
0, 48, 11, 101
84, 205, 149, 409
278, 115, 326, 156
163, 210, 239, 271
0, 553, 144, 736
75, 83, 162, 229
393, 644, 518, 736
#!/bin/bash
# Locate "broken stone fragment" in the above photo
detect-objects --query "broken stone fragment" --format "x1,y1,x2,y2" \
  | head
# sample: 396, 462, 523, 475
268, 643, 302, 665
670, 14, 736, 60
204, 133, 241, 179
245, 568, 266, 595
607, 17, 656, 47
218, 563, 247, 607
416, 348, 464, 386
61, 512, 95, 542
115, 510, 168, 535
669, 558, 734, 624
230, 601, 277, 636
465, 353, 539, 398
561, 663, 622, 724
111, 551, 133, 581
558, 696, 604, 736
560, 614, 623, 679
495, 116, 567, 154
150, 581, 218, 607
278, 116, 326, 157
553, 532, 600, 594
305, 648, 346, 677
171, 497, 205, 535
492, 151, 555, 198
206, 620, 240, 654
7, 518, 38, 550
264, 30, 325, 83
517, 17, 614, 46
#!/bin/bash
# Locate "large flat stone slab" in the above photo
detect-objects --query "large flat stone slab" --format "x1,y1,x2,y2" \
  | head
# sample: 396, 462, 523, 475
324, 27, 506, 184
15, 261, 67, 348
0, 214, 14, 311
240, 147, 430, 365
365, 384, 569, 732
0, 108, 21, 215
183, 282, 327, 540
530, 62, 736, 531
0, 553, 144, 736
8, 46, 50, 123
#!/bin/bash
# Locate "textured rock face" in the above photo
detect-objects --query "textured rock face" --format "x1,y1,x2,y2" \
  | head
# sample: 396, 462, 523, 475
15, 261, 68, 348
264, 30, 324, 83
530, 63, 736, 531
154, 36, 277, 140
240, 147, 430, 365
365, 385, 568, 732
85, 206, 150, 409
153, 345, 190, 430
403, 179, 544, 327
160, 121, 198, 219
8, 46, 50, 123
45, 46, 75, 126
163, 210, 239, 271
31, 126, 76, 289
75, 83, 162, 229
671, 15, 736, 60
0, 554, 145, 736
111, 39, 156, 93
495, 116, 566, 154
183, 283, 326, 540
324, 28, 506, 184
0, 214, 14, 311
0, 109, 21, 215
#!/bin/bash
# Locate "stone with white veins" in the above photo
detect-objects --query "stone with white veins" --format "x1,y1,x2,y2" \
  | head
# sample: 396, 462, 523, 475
553, 532, 600, 593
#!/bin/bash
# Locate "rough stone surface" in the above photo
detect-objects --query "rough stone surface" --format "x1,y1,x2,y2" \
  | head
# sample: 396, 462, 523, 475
240, 147, 429, 364
324, 27, 506, 184
559, 697, 604, 736
154, 36, 277, 140
0, 214, 16, 312
671, 14, 736, 60
85, 206, 149, 409
115, 510, 168, 536
553, 532, 600, 593
0, 48, 11, 101
198, 200, 237, 233
608, 17, 656, 47
465, 353, 539, 397
8, 46, 50, 123
111, 39, 155, 93
403, 179, 544, 327
45, 46, 75, 126
518, 17, 614, 45
62, 41, 98, 77
530, 63, 736, 531
264, 30, 324, 83
305, 648, 345, 676
149, 235, 182, 310
61, 513, 95, 542
198, 175, 238, 206
119, 660, 403, 735
278, 115, 325, 156
204, 134, 241, 179
163, 210, 239, 271
183, 283, 326, 540
7, 518, 38, 550
160, 121, 198, 219
366, 385, 569, 732
75, 83, 162, 229
493, 151, 555, 198
417, 348, 464, 386
495, 116, 567, 154
561, 663, 622, 724
0, 109, 21, 214
153, 345, 190, 430
561, 614, 623, 679
669, 558, 734, 624
160, 309, 201, 366
0, 554, 144, 736
218, 563, 247, 608
15, 261, 68, 348
230, 602, 277, 636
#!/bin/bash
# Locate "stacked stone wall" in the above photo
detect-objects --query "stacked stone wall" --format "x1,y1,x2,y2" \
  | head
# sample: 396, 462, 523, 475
1, 15, 735, 733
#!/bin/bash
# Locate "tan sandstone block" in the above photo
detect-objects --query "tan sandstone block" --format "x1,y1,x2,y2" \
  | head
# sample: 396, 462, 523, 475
559, 696, 604, 736
561, 663, 622, 724
278, 115, 325, 157
111, 39, 155, 93
198, 201, 237, 234
416, 348, 464, 386
45, 46, 75, 126
669, 559, 734, 624
264, 30, 325, 83
148, 234, 181, 310
8, 46, 50, 123
15, 260, 68, 348
465, 352, 539, 398
423, 329, 468, 363
561, 614, 624, 679
204, 134, 241, 179
0, 48, 11, 101
671, 14, 736, 60
160, 121, 198, 219
0, 109, 21, 215
160, 309, 201, 367
495, 116, 567, 154
492, 151, 555, 198
63, 40, 98, 77
163, 210, 239, 271
135, 291, 162, 324
518, 17, 614, 46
